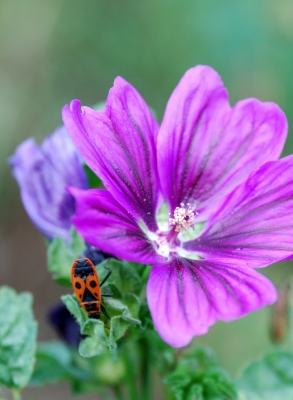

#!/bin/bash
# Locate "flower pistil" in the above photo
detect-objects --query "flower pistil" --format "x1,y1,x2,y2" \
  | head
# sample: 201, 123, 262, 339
169, 203, 197, 232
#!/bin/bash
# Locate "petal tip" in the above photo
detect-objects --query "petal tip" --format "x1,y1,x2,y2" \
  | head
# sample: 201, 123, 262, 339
62, 100, 82, 120
156, 329, 194, 348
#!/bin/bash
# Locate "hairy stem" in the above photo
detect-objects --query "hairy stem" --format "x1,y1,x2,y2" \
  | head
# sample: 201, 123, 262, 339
113, 385, 124, 400
140, 338, 152, 400
123, 346, 139, 400
11, 390, 22, 400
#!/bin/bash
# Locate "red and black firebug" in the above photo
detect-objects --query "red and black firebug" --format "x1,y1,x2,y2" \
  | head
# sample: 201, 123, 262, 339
71, 257, 112, 319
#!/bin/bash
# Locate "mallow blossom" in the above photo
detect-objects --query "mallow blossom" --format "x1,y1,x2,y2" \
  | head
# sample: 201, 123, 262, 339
62, 65, 293, 347
9, 126, 88, 241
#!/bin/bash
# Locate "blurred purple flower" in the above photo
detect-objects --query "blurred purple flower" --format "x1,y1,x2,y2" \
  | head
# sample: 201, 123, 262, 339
49, 303, 85, 348
83, 243, 112, 265
62, 65, 293, 347
9, 126, 88, 241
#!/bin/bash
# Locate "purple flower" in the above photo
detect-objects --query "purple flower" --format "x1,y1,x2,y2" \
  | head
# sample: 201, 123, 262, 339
49, 303, 85, 348
9, 126, 88, 241
62, 65, 293, 347
83, 243, 113, 265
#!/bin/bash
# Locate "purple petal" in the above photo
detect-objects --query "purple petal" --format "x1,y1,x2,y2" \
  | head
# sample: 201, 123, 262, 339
158, 65, 287, 218
147, 257, 276, 347
70, 187, 164, 264
186, 155, 293, 267
9, 127, 87, 240
62, 77, 159, 232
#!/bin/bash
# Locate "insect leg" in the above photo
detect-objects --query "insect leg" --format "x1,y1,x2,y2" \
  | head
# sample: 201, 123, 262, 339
101, 304, 111, 320
100, 266, 112, 287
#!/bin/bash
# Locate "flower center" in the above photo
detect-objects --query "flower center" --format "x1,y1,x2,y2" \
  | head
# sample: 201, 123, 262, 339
169, 203, 196, 232
145, 201, 201, 258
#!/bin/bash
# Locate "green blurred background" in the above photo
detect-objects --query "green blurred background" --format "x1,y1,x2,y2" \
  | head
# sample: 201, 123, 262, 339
1, 0, 293, 398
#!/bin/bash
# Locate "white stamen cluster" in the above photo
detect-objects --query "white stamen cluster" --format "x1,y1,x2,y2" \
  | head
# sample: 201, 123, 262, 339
169, 203, 196, 232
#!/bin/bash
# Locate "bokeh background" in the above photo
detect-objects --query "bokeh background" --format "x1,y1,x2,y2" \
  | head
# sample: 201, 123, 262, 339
1, 0, 293, 398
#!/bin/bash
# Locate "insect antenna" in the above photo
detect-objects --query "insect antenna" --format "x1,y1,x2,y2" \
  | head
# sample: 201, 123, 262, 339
100, 265, 112, 287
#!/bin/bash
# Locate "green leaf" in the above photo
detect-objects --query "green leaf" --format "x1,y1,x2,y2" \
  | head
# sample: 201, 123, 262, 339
83, 164, 105, 189
62, 260, 143, 358
79, 319, 112, 358
143, 328, 176, 374
0, 286, 37, 390
60, 296, 111, 361
105, 296, 141, 325
140, 264, 152, 285
47, 227, 85, 286
124, 293, 140, 319
97, 259, 142, 297
164, 347, 236, 400
30, 341, 87, 386
78, 295, 141, 357
62, 292, 141, 358
139, 303, 154, 331
237, 349, 293, 400
106, 296, 141, 344
61, 294, 87, 327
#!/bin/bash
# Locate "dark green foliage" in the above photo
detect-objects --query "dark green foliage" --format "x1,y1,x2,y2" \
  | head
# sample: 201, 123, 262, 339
165, 348, 237, 400
98, 259, 142, 297
30, 340, 126, 395
62, 259, 144, 358
83, 164, 105, 190
30, 341, 87, 386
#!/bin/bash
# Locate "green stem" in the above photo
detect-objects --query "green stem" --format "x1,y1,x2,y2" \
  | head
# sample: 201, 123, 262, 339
113, 385, 124, 400
123, 346, 139, 400
11, 390, 22, 400
140, 338, 152, 400
165, 385, 176, 400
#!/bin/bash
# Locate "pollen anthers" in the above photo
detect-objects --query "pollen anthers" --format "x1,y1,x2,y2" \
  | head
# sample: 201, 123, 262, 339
169, 203, 197, 232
